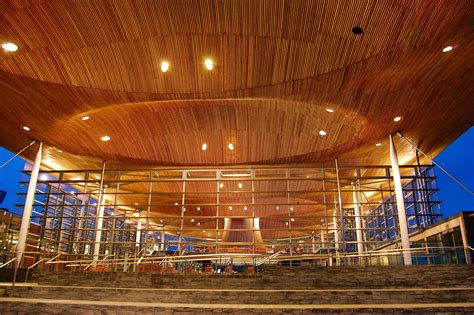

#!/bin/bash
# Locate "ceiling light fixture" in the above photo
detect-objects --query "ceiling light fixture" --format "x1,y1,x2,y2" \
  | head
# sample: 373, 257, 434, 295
319, 130, 327, 136
174, 202, 179, 206
228, 206, 232, 210
325, 108, 334, 113
22, 126, 30, 131
197, 222, 201, 226
190, 219, 195, 222
197, 206, 201, 211
244, 206, 247, 211
101, 135, 111, 142
204, 58, 213, 71
276, 206, 279, 210
2, 42, 18, 52
81, 116, 90, 121
201, 143, 207, 151
228, 143, 235, 151
393, 116, 401, 122
219, 183, 224, 189
57, 149, 63, 153
375, 143, 382, 147
161, 61, 169, 72
203, 230, 206, 233
442, 46, 453, 53
238, 183, 243, 189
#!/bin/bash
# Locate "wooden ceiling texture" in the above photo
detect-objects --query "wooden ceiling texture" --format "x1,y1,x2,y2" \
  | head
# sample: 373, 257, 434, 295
0, 0, 473, 168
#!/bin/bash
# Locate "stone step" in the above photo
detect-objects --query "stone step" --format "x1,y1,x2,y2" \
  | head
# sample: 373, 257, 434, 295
28, 265, 474, 289
1, 297, 473, 314
5, 285, 474, 305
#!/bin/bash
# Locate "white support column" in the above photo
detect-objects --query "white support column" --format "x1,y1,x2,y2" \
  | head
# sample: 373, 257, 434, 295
92, 161, 106, 263
135, 217, 142, 248
352, 183, 364, 261
389, 134, 412, 265
161, 229, 166, 252
92, 189, 106, 263
16, 142, 42, 266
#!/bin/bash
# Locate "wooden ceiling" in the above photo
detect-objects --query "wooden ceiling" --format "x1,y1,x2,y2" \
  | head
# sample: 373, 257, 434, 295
0, 0, 473, 169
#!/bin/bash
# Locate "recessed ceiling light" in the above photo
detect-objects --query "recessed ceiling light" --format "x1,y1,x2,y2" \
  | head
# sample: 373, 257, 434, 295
201, 143, 207, 151
244, 206, 247, 210
442, 46, 453, 53
204, 58, 213, 71
190, 218, 195, 222
290, 206, 294, 211
325, 108, 334, 113
57, 149, 63, 153
276, 206, 279, 210
351, 27, 363, 35
2, 42, 18, 52
197, 222, 200, 226
174, 202, 179, 206
81, 116, 90, 121
161, 61, 169, 72
228, 143, 235, 151
319, 130, 327, 136
238, 183, 243, 189
203, 230, 206, 233
22, 126, 31, 131
134, 202, 138, 205
197, 206, 201, 211
393, 116, 401, 122
285, 222, 289, 226
375, 143, 382, 147
219, 183, 224, 188
101, 135, 111, 141
291, 218, 295, 222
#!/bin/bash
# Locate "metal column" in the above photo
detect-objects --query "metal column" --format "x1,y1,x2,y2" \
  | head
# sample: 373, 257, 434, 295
92, 161, 106, 263
16, 142, 43, 266
352, 182, 364, 261
389, 134, 412, 265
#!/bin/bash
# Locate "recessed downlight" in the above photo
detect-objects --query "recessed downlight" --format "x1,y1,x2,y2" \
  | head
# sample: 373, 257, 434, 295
57, 149, 63, 153
319, 130, 327, 136
219, 183, 224, 189
325, 108, 334, 113
197, 206, 201, 211
22, 126, 30, 131
351, 27, 363, 35
201, 143, 207, 151
442, 46, 453, 53
238, 182, 243, 189
228, 206, 232, 210
228, 143, 235, 151
244, 206, 247, 211
161, 60, 169, 72
393, 116, 401, 122
375, 143, 382, 147
2, 42, 18, 52
204, 58, 213, 71
101, 135, 111, 141
81, 116, 90, 121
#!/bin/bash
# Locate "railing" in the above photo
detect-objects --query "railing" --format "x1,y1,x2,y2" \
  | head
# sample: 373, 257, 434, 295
0, 258, 16, 269
84, 255, 109, 271
25, 258, 45, 282
257, 251, 282, 266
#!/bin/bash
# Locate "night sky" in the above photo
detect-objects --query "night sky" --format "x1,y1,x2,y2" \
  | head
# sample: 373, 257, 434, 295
0, 127, 473, 217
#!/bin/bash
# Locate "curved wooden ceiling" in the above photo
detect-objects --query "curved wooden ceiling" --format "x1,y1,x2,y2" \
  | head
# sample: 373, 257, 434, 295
0, 0, 473, 167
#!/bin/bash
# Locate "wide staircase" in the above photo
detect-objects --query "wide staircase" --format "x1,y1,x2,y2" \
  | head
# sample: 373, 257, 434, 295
1, 265, 474, 314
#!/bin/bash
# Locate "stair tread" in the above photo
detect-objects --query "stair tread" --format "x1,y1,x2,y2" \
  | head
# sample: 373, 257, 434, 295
1, 297, 474, 309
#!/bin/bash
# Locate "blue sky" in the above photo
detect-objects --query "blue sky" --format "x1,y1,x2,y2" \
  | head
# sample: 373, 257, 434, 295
0, 127, 473, 217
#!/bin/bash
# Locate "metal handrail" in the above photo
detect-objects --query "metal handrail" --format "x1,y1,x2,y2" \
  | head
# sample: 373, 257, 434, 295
84, 255, 109, 271
0, 258, 16, 269
25, 258, 45, 282
45, 254, 61, 264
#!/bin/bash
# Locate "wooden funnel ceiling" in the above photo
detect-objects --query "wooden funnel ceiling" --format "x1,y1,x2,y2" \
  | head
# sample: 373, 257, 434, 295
0, 0, 473, 168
